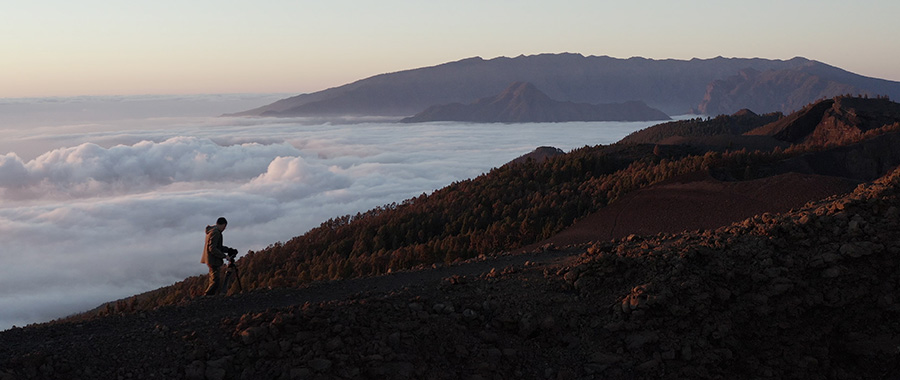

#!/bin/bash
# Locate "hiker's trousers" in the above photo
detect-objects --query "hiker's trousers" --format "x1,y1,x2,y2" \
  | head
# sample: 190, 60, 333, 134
204, 265, 221, 295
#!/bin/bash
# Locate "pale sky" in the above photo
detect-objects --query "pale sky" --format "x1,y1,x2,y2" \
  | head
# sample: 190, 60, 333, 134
2, 0, 899, 98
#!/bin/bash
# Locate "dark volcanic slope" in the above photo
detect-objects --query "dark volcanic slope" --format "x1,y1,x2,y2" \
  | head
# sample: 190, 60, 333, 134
0, 250, 575, 379
4, 167, 900, 379
401, 82, 670, 123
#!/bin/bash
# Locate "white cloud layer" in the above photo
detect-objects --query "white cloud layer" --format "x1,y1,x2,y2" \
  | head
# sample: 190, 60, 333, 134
0, 95, 663, 330
0, 137, 305, 199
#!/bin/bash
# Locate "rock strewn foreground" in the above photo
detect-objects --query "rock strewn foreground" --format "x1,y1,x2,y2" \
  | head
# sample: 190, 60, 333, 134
209, 170, 900, 379
4, 168, 900, 379
570, 175, 900, 379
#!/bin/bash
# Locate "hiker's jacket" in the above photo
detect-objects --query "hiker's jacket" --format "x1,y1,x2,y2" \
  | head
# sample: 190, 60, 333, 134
201, 225, 228, 267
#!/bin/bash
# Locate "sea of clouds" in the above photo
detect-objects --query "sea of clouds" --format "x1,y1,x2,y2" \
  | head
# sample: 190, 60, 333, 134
0, 94, 666, 330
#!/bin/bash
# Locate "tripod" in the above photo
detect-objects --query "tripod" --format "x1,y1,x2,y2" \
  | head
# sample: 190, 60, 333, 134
221, 255, 244, 295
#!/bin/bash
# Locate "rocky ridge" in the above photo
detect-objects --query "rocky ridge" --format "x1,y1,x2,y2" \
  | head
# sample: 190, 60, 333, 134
747, 96, 900, 146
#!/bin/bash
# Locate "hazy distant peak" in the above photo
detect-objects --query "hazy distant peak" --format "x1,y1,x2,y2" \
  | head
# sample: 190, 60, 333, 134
505, 146, 566, 166
488, 82, 552, 104
787, 56, 813, 63
451, 56, 485, 64
732, 108, 758, 117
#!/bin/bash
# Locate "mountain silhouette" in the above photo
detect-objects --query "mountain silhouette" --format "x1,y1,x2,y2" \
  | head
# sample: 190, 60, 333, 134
227, 53, 900, 117
400, 82, 670, 123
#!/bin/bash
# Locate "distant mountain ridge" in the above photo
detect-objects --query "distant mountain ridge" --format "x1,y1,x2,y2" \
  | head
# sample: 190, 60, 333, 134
400, 82, 670, 123
227, 53, 900, 117
698, 66, 867, 116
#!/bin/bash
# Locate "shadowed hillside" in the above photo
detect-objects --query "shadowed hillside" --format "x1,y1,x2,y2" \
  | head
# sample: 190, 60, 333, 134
699, 61, 900, 115
698, 67, 863, 115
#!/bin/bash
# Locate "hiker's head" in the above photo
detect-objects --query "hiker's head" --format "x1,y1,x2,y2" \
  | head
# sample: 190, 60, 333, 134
216, 217, 228, 231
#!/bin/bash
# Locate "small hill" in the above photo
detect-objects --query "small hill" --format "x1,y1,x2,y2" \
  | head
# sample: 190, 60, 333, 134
619, 109, 782, 146
400, 82, 670, 123
504, 146, 566, 166
746, 96, 900, 145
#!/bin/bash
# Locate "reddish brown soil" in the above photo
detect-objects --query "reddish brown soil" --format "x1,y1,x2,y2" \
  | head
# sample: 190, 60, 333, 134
536, 171, 859, 247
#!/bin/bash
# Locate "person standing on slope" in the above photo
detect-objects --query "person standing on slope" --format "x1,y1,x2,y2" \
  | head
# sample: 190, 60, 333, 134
201, 217, 238, 295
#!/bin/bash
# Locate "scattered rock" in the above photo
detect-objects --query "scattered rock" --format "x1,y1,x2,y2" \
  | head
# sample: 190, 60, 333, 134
625, 331, 659, 351
589, 352, 622, 364
518, 313, 538, 338
205, 365, 226, 380
289, 367, 311, 379
184, 360, 205, 380
308, 358, 332, 373
239, 326, 267, 345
